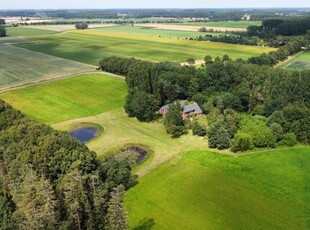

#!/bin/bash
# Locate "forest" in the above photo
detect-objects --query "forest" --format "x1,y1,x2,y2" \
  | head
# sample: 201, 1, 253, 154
0, 100, 131, 230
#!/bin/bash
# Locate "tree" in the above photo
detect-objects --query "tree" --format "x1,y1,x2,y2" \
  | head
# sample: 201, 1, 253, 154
75, 22, 88, 30
0, 26, 6, 37
0, 19, 5, 25
125, 91, 159, 122
164, 102, 187, 138
187, 58, 195, 65
13, 170, 58, 230
105, 185, 128, 230
216, 127, 231, 150
204, 55, 213, 65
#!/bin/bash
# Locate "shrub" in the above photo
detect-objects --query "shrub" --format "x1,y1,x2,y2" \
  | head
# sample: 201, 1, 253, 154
270, 123, 284, 141
280, 133, 298, 147
192, 121, 207, 137
231, 133, 254, 152
252, 104, 266, 116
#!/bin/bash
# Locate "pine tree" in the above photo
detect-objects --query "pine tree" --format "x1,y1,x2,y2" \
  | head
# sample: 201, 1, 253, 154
14, 170, 58, 230
105, 185, 128, 230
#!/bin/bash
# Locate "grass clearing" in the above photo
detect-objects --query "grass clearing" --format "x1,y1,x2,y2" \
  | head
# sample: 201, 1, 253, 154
280, 51, 310, 70
0, 74, 127, 124
0, 45, 93, 91
17, 29, 275, 64
52, 108, 223, 177
125, 148, 310, 229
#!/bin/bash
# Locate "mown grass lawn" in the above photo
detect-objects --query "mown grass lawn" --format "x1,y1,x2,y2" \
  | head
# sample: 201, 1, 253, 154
16, 29, 275, 64
0, 73, 127, 124
279, 51, 310, 70
125, 147, 310, 229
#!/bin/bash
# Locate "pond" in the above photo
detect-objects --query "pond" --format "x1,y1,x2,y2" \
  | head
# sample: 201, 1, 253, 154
109, 146, 148, 164
69, 127, 98, 143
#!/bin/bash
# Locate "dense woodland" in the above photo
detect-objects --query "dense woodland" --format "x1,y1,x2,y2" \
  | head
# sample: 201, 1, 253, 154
100, 28, 310, 150
0, 100, 131, 229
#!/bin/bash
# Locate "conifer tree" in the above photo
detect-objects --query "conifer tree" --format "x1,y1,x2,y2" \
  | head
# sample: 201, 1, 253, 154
105, 185, 128, 230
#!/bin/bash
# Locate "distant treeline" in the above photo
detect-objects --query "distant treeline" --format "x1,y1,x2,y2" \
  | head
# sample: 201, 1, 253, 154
0, 100, 131, 229
248, 17, 310, 37
1, 9, 310, 20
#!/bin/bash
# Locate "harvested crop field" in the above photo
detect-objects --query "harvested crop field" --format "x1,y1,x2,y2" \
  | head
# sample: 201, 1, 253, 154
0, 45, 93, 92
136, 23, 247, 32
26, 24, 117, 32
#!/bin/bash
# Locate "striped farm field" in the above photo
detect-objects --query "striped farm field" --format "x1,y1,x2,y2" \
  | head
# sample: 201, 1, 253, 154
0, 45, 93, 91
0, 73, 127, 124
17, 29, 275, 64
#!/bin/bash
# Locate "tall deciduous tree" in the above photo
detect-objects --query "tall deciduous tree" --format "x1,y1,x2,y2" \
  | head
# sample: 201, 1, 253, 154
164, 102, 187, 138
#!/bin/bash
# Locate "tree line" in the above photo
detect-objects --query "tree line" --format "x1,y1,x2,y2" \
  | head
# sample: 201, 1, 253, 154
248, 17, 310, 37
0, 100, 131, 230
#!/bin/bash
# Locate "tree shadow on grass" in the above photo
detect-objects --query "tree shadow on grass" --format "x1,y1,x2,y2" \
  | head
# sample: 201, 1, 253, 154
133, 218, 156, 230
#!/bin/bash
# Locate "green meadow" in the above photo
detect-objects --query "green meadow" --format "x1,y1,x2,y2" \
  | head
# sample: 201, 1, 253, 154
0, 74, 127, 124
125, 148, 310, 229
16, 29, 275, 64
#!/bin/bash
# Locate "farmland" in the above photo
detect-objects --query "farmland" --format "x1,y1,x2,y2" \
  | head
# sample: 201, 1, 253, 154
6, 26, 53, 37
125, 148, 310, 229
280, 51, 310, 70
179, 20, 262, 29
17, 29, 275, 64
0, 45, 93, 91
95, 25, 223, 38
0, 73, 127, 123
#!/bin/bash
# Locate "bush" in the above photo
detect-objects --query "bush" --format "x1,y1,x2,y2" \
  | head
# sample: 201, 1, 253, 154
280, 133, 298, 147
231, 133, 254, 152
270, 122, 283, 141
239, 114, 276, 148
252, 104, 266, 116
192, 121, 207, 137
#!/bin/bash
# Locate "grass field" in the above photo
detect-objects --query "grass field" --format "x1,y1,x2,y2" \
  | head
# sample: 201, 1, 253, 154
6, 26, 53, 37
0, 45, 93, 91
125, 147, 310, 229
279, 51, 310, 70
95, 25, 222, 38
0, 74, 127, 123
17, 29, 275, 64
180, 21, 262, 29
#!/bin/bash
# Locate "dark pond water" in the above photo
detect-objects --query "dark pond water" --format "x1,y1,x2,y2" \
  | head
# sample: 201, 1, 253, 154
108, 146, 148, 164
69, 127, 98, 143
